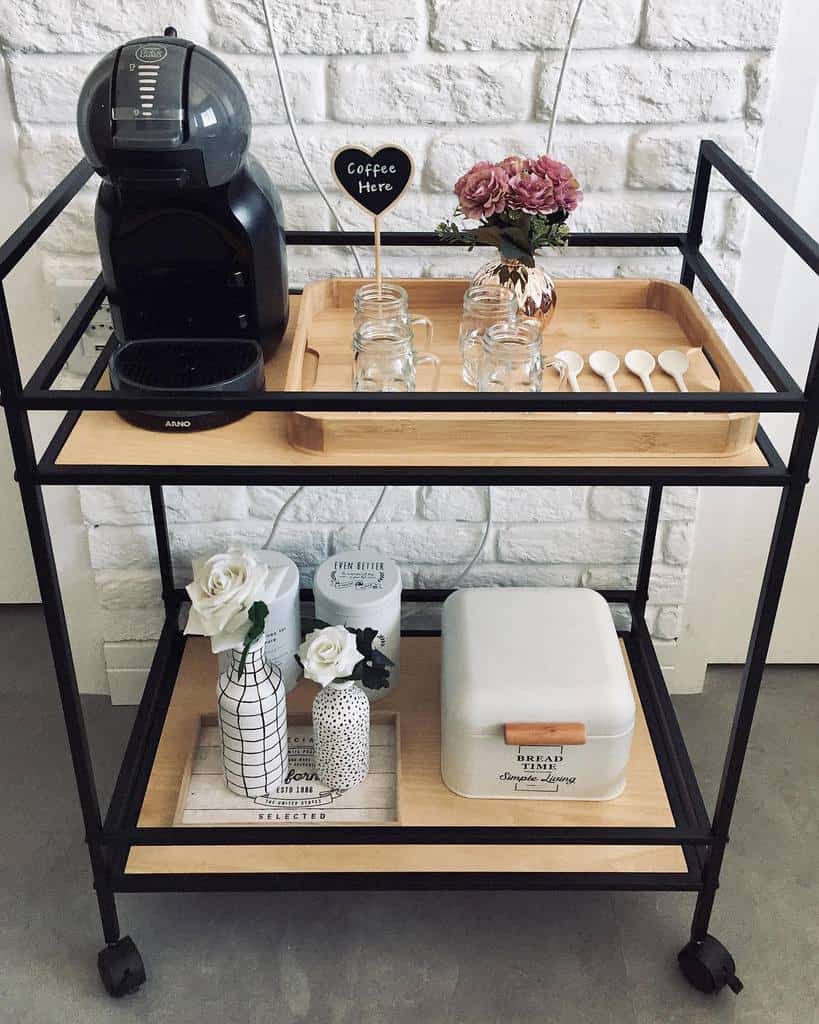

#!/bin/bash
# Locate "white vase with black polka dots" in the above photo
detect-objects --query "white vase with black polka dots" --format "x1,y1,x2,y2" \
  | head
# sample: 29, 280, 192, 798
217, 637, 288, 798
312, 680, 370, 791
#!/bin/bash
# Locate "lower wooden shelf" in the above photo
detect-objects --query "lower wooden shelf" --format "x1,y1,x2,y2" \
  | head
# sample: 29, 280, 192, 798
125, 636, 688, 877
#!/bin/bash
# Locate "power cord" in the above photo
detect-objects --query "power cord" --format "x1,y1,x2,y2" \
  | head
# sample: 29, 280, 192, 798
547, 0, 587, 152
358, 486, 388, 549
258, 0, 365, 276
450, 486, 493, 588
263, 486, 304, 550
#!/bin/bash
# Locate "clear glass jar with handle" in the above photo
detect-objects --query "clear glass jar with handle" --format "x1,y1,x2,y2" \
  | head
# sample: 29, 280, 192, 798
458, 284, 518, 387
353, 282, 434, 353
477, 319, 566, 393
352, 319, 440, 393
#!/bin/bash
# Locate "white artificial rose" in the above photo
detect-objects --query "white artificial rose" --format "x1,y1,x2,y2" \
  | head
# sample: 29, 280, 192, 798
184, 548, 285, 653
298, 625, 363, 686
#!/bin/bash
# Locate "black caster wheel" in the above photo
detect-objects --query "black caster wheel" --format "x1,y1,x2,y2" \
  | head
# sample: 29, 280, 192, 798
97, 936, 146, 998
678, 935, 743, 996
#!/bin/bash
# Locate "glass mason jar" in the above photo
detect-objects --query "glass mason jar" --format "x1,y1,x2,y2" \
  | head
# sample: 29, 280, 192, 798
458, 284, 518, 387
352, 319, 440, 393
353, 282, 434, 352
477, 319, 565, 393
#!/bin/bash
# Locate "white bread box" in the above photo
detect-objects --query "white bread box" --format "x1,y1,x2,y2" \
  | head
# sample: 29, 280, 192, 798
441, 588, 635, 801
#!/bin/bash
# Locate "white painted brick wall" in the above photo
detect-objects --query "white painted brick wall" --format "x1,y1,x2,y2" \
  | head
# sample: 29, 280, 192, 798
642, 0, 782, 51
0, 0, 785, 690
429, 0, 643, 52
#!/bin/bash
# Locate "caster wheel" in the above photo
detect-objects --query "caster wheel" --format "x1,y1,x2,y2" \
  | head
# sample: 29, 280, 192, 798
97, 936, 146, 998
678, 935, 743, 996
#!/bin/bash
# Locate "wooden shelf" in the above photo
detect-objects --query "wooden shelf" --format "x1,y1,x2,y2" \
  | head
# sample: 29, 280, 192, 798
57, 290, 768, 471
126, 636, 688, 876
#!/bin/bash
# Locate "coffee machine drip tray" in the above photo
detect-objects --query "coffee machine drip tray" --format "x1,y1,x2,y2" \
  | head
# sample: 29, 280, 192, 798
109, 337, 265, 432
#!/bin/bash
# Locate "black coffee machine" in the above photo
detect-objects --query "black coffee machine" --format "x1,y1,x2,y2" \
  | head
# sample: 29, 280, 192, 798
77, 29, 288, 429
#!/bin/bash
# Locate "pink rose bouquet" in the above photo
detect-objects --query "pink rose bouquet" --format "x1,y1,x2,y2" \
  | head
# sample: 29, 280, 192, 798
436, 152, 583, 267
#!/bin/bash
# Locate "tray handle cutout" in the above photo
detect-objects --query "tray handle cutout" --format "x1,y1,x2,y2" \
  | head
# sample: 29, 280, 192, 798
504, 722, 587, 746
301, 346, 320, 390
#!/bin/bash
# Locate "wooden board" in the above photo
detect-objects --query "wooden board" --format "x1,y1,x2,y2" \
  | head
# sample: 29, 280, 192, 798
284, 278, 759, 458
173, 712, 400, 826
126, 636, 688, 876
57, 291, 769, 471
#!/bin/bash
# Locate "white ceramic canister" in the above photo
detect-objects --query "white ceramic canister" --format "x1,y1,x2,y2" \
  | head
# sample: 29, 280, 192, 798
312, 548, 402, 701
256, 550, 302, 693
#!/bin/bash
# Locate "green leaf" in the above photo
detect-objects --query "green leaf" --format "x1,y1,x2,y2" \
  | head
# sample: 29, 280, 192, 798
237, 601, 269, 677
361, 665, 390, 690
515, 212, 532, 235
474, 224, 506, 249
354, 627, 379, 658
302, 616, 332, 634
499, 236, 535, 267
435, 219, 479, 250
503, 224, 533, 252
368, 648, 394, 669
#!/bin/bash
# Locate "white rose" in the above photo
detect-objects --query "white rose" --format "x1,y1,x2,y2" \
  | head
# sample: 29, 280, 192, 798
184, 548, 285, 653
298, 625, 363, 686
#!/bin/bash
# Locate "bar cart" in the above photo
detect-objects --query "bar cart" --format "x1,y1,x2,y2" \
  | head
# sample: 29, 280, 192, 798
1, 142, 817, 999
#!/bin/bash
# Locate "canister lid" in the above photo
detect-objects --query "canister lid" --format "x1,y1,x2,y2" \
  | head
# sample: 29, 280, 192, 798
256, 549, 300, 601
441, 588, 635, 739
313, 548, 402, 618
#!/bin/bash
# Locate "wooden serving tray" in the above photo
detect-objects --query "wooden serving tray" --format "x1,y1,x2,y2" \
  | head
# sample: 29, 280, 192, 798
284, 278, 758, 458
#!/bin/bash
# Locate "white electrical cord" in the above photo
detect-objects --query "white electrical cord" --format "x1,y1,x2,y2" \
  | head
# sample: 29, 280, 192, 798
262, 482, 388, 552
358, 486, 388, 549
547, 0, 587, 152
258, 0, 365, 276
263, 485, 304, 549
451, 487, 493, 588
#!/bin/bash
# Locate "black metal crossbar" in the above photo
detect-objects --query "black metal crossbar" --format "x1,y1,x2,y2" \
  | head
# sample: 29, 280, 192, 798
0, 160, 93, 279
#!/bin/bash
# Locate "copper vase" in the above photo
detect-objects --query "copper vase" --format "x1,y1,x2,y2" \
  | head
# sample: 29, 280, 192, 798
471, 255, 557, 325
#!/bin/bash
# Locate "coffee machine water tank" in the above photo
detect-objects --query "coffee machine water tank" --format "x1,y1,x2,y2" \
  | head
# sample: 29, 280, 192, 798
77, 29, 288, 358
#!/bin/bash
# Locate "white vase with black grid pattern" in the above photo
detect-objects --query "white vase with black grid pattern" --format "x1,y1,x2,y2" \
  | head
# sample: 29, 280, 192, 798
312, 681, 370, 791
216, 637, 288, 798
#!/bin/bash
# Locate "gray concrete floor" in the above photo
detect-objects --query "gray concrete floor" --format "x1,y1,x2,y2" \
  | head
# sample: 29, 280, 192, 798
1, 604, 817, 1023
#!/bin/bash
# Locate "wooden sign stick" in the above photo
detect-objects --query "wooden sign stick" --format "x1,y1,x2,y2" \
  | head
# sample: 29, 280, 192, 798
331, 145, 415, 289
374, 215, 382, 293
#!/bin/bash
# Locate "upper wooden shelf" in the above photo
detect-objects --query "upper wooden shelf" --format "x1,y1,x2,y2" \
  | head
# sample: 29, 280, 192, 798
126, 636, 687, 877
56, 285, 769, 472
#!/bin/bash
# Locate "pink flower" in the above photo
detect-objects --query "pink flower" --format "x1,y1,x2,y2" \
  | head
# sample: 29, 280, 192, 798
531, 155, 574, 185
507, 172, 557, 214
453, 161, 510, 219
554, 178, 583, 212
499, 155, 531, 175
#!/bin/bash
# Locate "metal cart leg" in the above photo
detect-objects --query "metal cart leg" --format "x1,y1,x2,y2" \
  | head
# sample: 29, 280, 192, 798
0, 287, 145, 997
149, 484, 175, 607
680, 328, 819, 996
633, 485, 662, 623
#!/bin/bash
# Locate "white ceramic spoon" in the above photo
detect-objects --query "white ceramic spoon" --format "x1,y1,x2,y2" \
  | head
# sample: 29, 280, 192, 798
589, 350, 620, 392
658, 349, 690, 392
625, 349, 656, 392
555, 349, 584, 392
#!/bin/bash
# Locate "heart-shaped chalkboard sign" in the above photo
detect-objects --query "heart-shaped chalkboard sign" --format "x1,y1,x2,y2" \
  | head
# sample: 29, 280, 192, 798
331, 145, 414, 218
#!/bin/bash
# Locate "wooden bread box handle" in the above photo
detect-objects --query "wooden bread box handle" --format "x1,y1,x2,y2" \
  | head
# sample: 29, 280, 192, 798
504, 722, 587, 746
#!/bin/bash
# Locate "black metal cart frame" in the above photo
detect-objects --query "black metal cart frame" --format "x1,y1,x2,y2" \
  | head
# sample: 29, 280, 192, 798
1, 141, 817, 997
